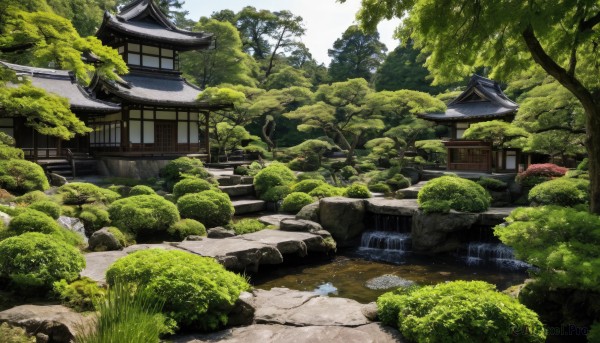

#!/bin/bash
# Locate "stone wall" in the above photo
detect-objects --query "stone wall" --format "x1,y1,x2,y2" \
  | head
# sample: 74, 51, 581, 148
97, 157, 172, 179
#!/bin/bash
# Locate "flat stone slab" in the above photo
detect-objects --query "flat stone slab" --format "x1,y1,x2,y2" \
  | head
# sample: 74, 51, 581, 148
366, 198, 419, 216
173, 323, 405, 343
220, 184, 255, 197
81, 251, 126, 283
238, 230, 326, 255
396, 181, 427, 199
478, 207, 518, 226
233, 199, 266, 215
258, 214, 296, 227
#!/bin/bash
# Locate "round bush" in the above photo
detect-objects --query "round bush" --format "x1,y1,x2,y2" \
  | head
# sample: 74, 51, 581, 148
291, 179, 325, 194
418, 176, 491, 213
345, 183, 371, 199
59, 182, 120, 205
296, 172, 326, 182
233, 165, 249, 176
528, 178, 589, 207
106, 227, 130, 247
168, 219, 206, 240
177, 190, 234, 228
8, 209, 83, 246
108, 195, 180, 239
340, 166, 358, 180
368, 182, 391, 194
0, 159, 49, 194
29, 200, 61, 219
232, 218, 266, 235
0, 232, 85, 292
78, 204, 110, 235
160, 157, 211, 191
260, 185, 291, 202
15, 190, 48, 204
128, 185, 155, 196
476, 177, 508, 191
377, 281, 546, 343
253, 163, 296, 197
281, 192, 314, 213
172, 178, 213, 199
386, 174, 411, 190
105, 249, 250, 330
53, 276, 106, 312
308, 184, 345, 199
516, 163, 568, 187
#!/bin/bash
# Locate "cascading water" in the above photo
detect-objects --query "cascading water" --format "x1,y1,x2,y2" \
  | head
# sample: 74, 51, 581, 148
463, 242, 531, 270
357, 214, 413, 262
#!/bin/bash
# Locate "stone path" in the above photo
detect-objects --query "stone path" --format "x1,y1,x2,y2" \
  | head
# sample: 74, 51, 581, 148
232, 199, 266, 215
396, 181, 428, 199
258, 214, 295, 227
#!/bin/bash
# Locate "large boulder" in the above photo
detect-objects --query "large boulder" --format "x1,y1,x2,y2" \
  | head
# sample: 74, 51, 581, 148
56, 216, 87, 242
295, 202, 320, 222
226, 291, 255, 327
411, 210, 479, 253
0, 305, 93, 343
207, 227, 236, 238
280, 219, 323, 233
401, 167, 420, 185
48, 173, 68, 187
319, 198, 366, 246
88, 227, 122, 251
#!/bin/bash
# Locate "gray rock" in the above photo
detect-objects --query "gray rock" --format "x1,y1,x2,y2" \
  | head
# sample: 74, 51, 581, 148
185, 235, 205, 241
365, 198, 419, 216
401, 167, 421, 185
56, 216, 87, 242
220, 184, 254, 197
48, 173, 68, 187
88, 227, 122, 251
361, 302, 378, 321
280, 219, 323, 233
207, 227, 236, 238
241, 176, 254, 185
0, 305, 93, 343
81, 251, 127, 283
226, 292, 255, 327
258, 214, 296, 228
365, 274, 416, 290
239, 229, 333, 254
489, 190, 511, 207
232, 199, 266, 215
0, 211, 11, 227
319, 198, 366, 246
411, 210, 479, 253
295, 202, 320, 222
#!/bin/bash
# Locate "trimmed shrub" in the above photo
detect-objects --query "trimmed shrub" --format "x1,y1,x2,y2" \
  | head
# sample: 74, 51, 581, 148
340, 165, 358, 180
59, 182, 120, 205
296, 172, 326, 182
177, 190, 234, 228
281, 192, 314, 213
368, 182, 391, 194
577, 158, 589, 171
291, 179, 325, 194
106, 227, 131, 248
345, 183, 371, 199
516, 163, 568, 187
356, 162, 377, 173
233, 165, 249, 176
528, 178, 589, 207
377, 281, 546, 343
418, 176, 491, 213
107, 184, 131, 198
105, 249, 250, 330
172, 178, 213, 199
232, 218, 266, 235
477, 177, 508, 191
52, 277, 106, 312
168, 219, 206, 240
8, 209, 83, 246
14, 191, 47, 204
0, 159, 49, 194
386, 174, 411, 190
108, 195, 180, 239
253, 163, 296, 198
287, 152, 320, 172
78, 205, 110, 235
0, 233, 85, 292
128, 185, 155, 196
308, 184, 345, 199
160, 157, 211, 191
260, 185, 291, 202
29, 200, 61, 219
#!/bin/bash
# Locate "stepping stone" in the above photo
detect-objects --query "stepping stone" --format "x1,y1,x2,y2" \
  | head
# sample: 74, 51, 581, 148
258, 214, 295, 227
233, 199, 266, 215
220, 184, 255, 197
396, 181, 428, 199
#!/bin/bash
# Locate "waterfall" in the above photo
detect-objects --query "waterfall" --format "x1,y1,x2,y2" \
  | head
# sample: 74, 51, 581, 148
357, 214, 413, 262
360, 231, 411, 251
464, 242, 531, 270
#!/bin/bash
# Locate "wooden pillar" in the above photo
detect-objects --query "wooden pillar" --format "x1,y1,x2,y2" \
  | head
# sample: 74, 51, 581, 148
204, 112, 210, 163
33, 131, 38, 163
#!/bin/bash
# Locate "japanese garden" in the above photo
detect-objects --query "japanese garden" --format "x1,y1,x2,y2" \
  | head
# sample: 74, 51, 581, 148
0, 0, 598, 342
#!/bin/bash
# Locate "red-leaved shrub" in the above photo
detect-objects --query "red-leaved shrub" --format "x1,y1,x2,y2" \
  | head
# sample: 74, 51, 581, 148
516, 163, 568, 187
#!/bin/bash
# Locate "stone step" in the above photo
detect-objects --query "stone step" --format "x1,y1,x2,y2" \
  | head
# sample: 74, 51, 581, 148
233, 199, 266, 215
396, 181, 428, 199
220, 184, 255, 197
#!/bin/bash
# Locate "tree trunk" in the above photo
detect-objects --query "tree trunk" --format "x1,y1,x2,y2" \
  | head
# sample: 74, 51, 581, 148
345, 132, 362, 165
261, 117, 275, 152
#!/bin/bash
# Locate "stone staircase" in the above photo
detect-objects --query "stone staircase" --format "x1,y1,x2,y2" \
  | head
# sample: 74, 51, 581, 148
216, 174, 266, 215
38, 152, 98, 179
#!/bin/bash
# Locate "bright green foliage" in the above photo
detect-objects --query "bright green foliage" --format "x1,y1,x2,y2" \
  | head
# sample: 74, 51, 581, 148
463, 120, 529, 150
181, 19, 258, 88
308, 184, 345, 199
160, 157, 211, 192
14, 190, 47, 204
265, 66, 312, 90
0, 159, 49, 194
106, 227, 130, 248
172, 178, 213, 199
296, 172, 326, 182
528, 178, 589, 207
495, 206, 600, 292
345, 183, 372, 199
79, 281, 170, 343
291, 179, 325, 194
168, 219, 206, 240
477, 177, 508, 191
0, 322, 34, 343
419, 200, 452, 214
368, 182, 391, 194
8, 209, 83, 246
287, 153, 320, 172
260, 185, 291, 202
0, 133, 24, 160
232, 219, 266, 235
377, 281, 546, 343
578, 158, 589, 171
177, 190, 234, 228
253, 163, 296, 198
58, 183, 120, 205
128, 185, 155, 196
286, 139, 334, 172
281, 192, 314, 213
53, 277, 106, 312
79, 205, 110, 235
108, 195, 180, 239
0, 232, 85, 292
213, 122, 257, 161
29, 200, 61, 219
105, 249, 251, 330
340, 166, 358, 180
418, 176, 491, 213
386, 174, 411, 191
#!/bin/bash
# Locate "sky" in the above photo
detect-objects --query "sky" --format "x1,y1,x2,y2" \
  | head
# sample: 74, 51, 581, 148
182, 0, 401, 65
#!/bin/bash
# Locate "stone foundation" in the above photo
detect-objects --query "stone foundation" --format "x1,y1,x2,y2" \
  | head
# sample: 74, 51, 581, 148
97, 157, 174, 179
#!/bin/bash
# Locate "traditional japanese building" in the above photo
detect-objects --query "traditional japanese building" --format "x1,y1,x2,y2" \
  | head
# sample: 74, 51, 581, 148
420, 74, 520, 173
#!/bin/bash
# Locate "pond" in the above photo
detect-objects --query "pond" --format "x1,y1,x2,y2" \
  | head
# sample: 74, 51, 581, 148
250, 250, 528, 304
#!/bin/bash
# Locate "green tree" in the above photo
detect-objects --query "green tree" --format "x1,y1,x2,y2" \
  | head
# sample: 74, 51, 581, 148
327, 25, 387, 82
213, 122, 257, 161
264, 66, 312, 90
347, 0, 600, 214
462, 120, 530, 150
47, 0, 116, 36
180, 19, 258, 88
286, 43, 329, 87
